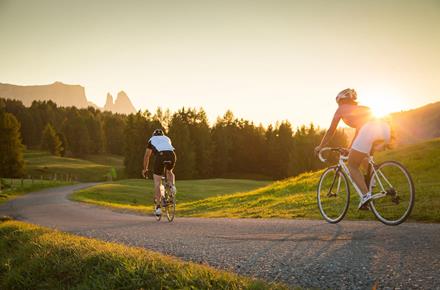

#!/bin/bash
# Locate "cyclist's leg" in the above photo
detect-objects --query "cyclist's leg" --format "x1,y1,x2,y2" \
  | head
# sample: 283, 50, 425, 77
153, 154, 165, 207
165, 151, 176, 186
348, 149, 369, 195
153, 174, 163, 203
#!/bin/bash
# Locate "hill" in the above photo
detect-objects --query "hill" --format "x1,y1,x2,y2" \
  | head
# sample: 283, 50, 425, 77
0, 82, 89, 108
176, 138, 439, 222
24, 151, 124, 182
70, 138, 440, 222
71, 179, 270, 212
103, 91, 136, 114
0, 81, 136, 114
391, 101, 440, 145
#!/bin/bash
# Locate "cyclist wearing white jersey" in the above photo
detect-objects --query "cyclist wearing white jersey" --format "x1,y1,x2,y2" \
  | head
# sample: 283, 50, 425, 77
314, 89, 391, 209
142, 129, 177, 216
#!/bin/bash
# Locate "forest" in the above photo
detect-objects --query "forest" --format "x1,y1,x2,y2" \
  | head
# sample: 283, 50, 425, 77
0, 98, 347, 180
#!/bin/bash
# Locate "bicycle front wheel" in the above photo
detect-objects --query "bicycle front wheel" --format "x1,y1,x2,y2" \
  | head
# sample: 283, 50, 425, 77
165, 189, 176, 222
317, 166, 350, 223
369, 161, 415, 226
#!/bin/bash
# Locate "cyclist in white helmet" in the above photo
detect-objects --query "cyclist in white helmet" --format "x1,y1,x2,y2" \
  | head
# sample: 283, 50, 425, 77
315, 88, 391, 209
142, 129, 177, 216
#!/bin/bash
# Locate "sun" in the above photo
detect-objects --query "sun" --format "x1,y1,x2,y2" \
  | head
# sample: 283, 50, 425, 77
359, 88, 403, 118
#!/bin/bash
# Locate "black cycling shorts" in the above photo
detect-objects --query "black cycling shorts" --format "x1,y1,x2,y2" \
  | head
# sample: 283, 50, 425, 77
153, 151, 176, 176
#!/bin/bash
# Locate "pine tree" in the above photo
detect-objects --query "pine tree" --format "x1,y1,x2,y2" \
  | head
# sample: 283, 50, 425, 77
0, 104, 25, 177
41, 123, 62, 156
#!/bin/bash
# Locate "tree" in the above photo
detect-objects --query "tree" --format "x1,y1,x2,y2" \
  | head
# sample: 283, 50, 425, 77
0, 103, 25, 177
41, 123, 62, 156
62, 111, 91, 157
56, 132, 68, 156
103, 113, 125, 155
168, 109, 197, 179
123, 112, 158, 177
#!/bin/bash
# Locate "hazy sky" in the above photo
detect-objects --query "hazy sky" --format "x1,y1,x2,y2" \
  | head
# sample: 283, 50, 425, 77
1, 0, 439, 126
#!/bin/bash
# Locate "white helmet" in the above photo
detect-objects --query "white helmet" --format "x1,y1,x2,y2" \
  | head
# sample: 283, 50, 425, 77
336, 88, 357, 103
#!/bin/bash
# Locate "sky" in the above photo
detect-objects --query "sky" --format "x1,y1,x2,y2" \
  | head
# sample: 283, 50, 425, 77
1, 0, 439, 127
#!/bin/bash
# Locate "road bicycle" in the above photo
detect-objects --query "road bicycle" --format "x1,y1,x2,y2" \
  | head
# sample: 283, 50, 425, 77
317, 147, 415, 226
146, 161, 176, 222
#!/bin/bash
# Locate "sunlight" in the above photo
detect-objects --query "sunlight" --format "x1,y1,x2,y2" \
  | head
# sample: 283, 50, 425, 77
359, 87, 404, 118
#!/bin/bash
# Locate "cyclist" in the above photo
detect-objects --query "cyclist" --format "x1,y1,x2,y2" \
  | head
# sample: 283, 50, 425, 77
142, 129, 177, 216
314, 88, 391, 209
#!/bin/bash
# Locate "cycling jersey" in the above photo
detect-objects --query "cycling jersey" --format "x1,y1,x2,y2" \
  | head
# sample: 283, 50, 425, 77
147, 135, 175, 153
332, 104, 372, 129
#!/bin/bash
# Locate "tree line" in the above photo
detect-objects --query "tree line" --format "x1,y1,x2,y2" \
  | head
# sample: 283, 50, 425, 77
0, 98, 347, 180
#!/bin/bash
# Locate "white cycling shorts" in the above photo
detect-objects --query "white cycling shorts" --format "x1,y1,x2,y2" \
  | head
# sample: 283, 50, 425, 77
351, 120, 391, 154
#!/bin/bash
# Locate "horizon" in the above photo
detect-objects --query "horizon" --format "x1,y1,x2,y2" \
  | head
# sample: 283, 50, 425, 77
1, 0, 439, 126
1, 79, 437, 129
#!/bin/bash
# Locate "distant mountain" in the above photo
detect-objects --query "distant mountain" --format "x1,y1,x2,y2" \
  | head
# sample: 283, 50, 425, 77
103, 91, 136, 114
391, 101, 440, 145
0, 81, 137, 114
0, 81, 89, 108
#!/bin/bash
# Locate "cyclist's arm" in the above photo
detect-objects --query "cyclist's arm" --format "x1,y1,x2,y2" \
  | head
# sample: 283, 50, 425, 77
318, 113, 340, 148
143, 148, 152, 171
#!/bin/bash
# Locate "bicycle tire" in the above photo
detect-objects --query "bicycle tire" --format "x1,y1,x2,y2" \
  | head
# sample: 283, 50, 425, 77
165, 186, 176, 222
369, 161, 415, 226
317, 166, 350, 223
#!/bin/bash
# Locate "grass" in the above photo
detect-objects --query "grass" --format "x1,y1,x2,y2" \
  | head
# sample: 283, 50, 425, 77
0, 220, 286, 290
176, 138, 440, 222
24, 150, 124, 182
71, 179, 271, 214
0, 178, 73, 205
71, 138, 440, 222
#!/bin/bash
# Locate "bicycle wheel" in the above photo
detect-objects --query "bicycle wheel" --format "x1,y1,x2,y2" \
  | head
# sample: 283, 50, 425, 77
165, 187, 176, 222
369, 161, 415, 226
317, 166, 350, 223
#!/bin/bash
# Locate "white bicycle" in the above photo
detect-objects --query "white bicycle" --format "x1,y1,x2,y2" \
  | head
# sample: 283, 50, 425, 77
317, 147, 415, 226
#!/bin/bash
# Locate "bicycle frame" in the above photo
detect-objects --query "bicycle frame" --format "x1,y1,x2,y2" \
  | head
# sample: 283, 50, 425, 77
333, 154, 392, 201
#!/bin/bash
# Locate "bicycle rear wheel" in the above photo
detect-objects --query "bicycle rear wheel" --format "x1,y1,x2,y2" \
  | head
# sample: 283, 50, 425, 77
317, 166, 350, 223
165, 187, 176, 222
369, 161, 415, 226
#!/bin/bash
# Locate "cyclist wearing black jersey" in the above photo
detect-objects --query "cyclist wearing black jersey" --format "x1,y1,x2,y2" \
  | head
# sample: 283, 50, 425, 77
142, 129, 177, 216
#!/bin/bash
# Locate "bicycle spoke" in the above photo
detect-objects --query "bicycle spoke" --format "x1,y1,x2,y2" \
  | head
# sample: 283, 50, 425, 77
317, 167, 350, 223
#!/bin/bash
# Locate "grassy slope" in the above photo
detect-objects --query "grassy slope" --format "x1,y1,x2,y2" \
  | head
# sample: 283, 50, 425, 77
0, 221, 285, 290
0, 179, 73, 205
71, 179, 271, 213
70, 138, 440, 222
178, 138, 440, 222
24, 150, 124, 182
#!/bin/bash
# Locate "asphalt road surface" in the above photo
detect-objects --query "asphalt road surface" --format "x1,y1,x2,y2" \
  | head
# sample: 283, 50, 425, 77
1, 184, 439, 289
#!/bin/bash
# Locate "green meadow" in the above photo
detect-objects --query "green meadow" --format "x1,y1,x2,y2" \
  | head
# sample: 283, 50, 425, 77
72, 138, 440, 222
0, 221, 286, 290
71, 179, 271, 213
24, 150, 124, 182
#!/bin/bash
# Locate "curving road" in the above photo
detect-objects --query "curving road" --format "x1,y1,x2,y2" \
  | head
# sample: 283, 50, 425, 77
1, 184, 439, 289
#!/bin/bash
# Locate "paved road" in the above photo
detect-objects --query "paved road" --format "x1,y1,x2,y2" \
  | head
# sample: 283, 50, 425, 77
1, 184, 439, 289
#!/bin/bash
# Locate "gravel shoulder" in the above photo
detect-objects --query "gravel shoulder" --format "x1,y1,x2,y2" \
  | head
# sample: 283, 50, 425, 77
1, 184, 439, 289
